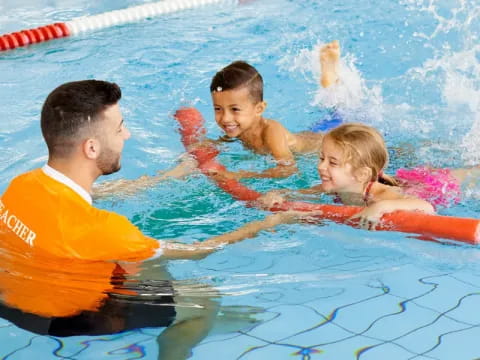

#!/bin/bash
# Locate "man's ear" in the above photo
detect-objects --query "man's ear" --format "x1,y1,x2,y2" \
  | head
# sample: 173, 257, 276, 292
255, 101, 267, 116
82, 138, 101, 160
355, 166, 372, 183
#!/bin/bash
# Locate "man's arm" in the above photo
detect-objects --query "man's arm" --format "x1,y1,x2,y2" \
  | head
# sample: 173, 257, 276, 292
161, 212, 295, 260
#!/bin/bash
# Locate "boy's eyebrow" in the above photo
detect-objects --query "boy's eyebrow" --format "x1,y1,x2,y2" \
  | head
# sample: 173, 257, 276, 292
118, 119, 124, 129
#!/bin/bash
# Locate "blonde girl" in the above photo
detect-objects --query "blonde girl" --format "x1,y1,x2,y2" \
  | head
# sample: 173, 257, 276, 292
260, 123, 464, 229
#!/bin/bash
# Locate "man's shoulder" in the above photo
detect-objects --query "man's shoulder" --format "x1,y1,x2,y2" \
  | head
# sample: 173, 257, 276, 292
90, 206, 133, 227
9, 168, 42, 183
2, 169, 42, 195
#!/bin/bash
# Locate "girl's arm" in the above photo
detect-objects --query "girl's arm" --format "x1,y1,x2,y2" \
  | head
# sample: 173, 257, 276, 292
351, 186, 435, 229
258, 184, 325, 209
297, 184, 325, 195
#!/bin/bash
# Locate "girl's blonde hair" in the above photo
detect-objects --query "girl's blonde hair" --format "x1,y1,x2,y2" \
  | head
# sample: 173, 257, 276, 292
324, 123, 398, 186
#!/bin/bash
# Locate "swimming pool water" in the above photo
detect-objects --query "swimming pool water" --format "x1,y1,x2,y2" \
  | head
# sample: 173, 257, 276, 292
1, 0, 480, 359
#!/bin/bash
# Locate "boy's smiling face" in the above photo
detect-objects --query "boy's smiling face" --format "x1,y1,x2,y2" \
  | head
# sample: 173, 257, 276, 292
212, 87, 265, 138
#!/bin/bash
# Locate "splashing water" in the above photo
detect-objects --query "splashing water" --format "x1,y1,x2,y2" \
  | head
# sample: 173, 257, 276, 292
279, 42, 385, 125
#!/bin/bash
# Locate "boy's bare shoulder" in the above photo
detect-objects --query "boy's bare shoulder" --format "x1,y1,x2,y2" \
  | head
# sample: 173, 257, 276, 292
264, 118, 289, 134
260, 118, 295, 159
262, 119, 291, 146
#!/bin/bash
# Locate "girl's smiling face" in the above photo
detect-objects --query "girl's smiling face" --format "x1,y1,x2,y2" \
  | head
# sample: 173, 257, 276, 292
317, 137, 363, 194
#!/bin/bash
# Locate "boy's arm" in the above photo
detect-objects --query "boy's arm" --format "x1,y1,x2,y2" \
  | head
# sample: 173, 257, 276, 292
230, 163, 297, 179
161, 212, 296, 260
217, 123, 297, 180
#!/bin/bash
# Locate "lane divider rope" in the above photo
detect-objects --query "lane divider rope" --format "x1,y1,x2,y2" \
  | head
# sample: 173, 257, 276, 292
0, 0, 238, 51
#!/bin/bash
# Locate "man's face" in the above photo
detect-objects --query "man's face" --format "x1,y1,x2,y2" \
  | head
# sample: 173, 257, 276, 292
96, 103, 131, 175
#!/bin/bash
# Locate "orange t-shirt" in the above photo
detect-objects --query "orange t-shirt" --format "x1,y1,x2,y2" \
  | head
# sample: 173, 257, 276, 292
0, 168, 162, 317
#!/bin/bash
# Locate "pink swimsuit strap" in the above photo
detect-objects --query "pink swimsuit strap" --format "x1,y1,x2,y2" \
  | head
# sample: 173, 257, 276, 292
363, 181, 374, 204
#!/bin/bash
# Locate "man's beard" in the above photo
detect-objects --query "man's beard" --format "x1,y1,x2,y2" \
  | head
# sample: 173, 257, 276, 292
96, 147, 121, 175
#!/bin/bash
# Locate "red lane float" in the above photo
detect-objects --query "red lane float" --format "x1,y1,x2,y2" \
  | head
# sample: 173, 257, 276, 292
0, 0, 243, 52
175, 107, 480, 245
0, 23, 70, 51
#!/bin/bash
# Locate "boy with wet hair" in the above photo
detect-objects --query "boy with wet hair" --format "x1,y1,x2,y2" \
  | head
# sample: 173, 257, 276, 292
210, 60, 324, 179
209, 40, 342, 180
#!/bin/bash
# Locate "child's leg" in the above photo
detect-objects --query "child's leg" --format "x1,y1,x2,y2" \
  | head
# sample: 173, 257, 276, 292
451, 166, 480, 185
320, 40, 341, 88
310, 40, 343, 132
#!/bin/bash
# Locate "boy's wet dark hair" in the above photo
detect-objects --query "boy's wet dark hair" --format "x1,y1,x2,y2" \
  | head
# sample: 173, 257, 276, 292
210, 61, 263, 103
41, 80, 121, 158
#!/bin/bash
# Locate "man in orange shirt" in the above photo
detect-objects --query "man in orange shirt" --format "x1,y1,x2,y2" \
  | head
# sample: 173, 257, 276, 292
0, 80, 291, 359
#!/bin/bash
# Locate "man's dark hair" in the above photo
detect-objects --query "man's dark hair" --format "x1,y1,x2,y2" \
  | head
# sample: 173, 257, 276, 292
210, 61, 263, 103
41, 80, 121, 158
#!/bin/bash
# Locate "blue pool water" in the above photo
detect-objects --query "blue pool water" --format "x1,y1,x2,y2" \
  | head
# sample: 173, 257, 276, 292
1, 0, 480, 359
